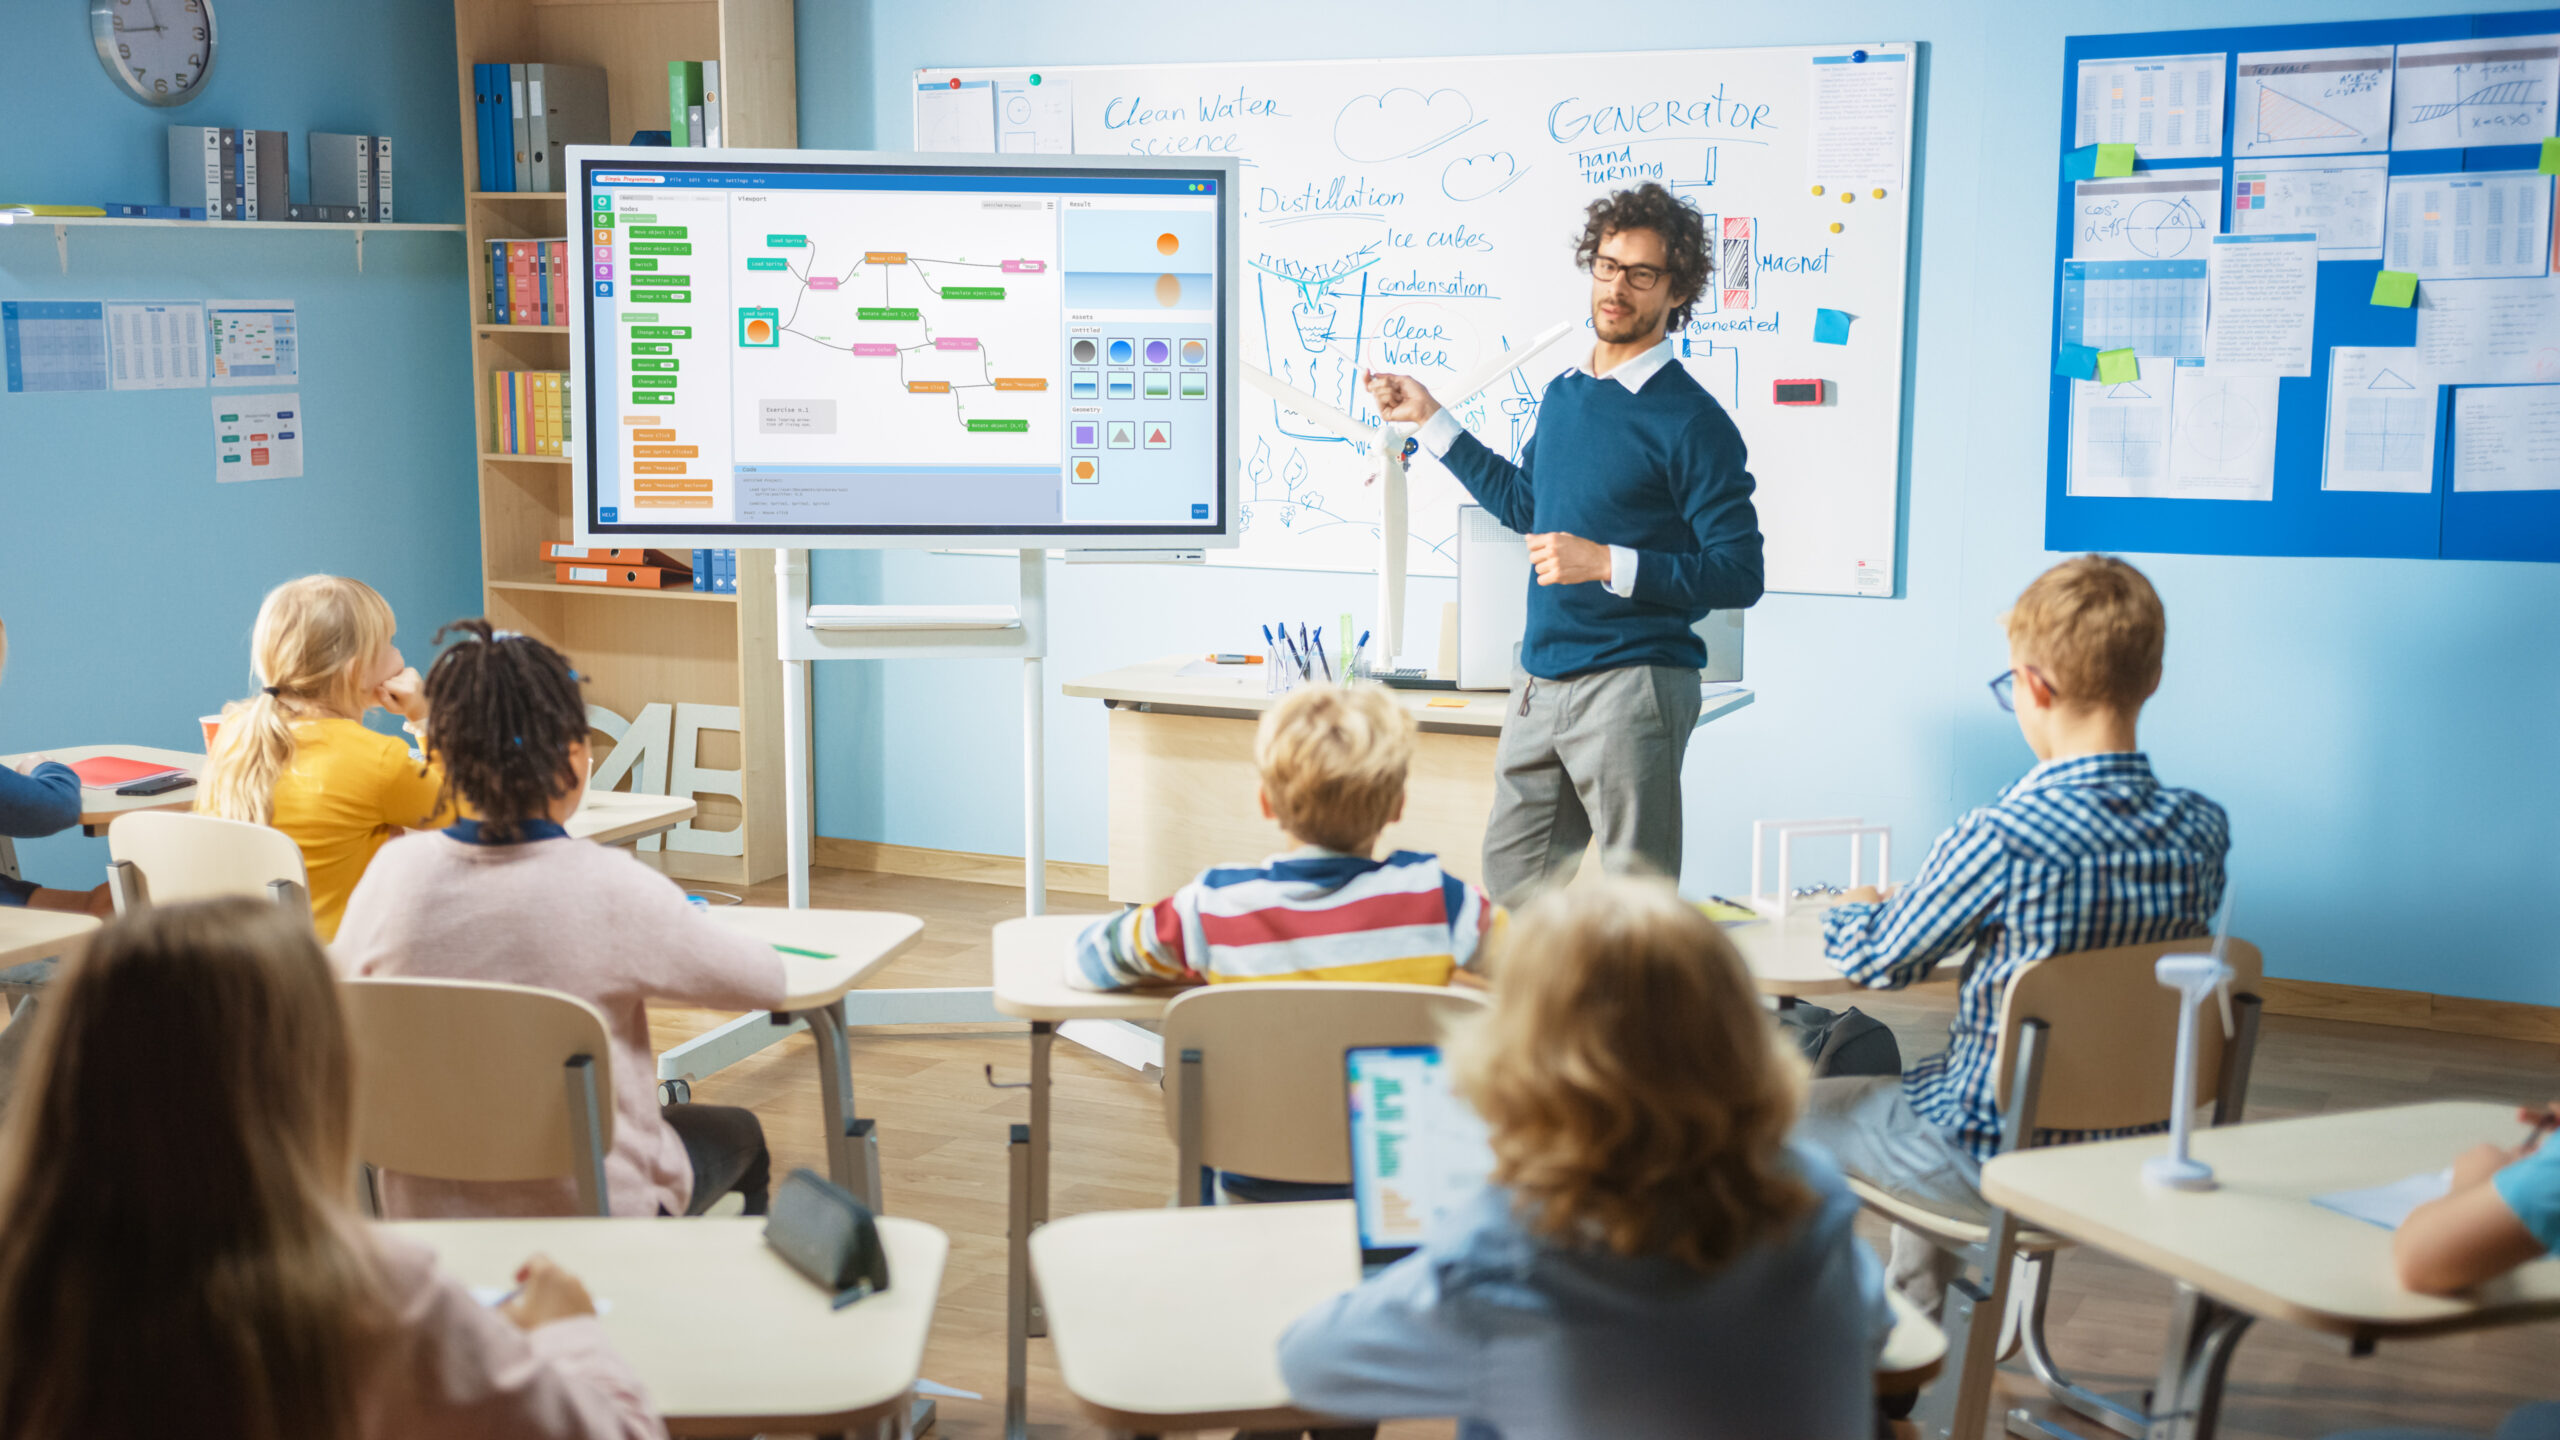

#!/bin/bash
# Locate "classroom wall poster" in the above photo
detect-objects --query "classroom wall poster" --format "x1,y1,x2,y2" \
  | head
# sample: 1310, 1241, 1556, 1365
212, 392, 304, 482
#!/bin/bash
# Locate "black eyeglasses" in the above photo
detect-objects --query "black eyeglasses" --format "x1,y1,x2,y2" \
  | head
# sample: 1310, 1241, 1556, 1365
1588, 256, 1667, 291
1988, 667, 2059, 713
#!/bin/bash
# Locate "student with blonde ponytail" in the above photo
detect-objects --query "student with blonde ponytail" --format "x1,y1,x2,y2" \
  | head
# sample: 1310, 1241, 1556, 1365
198, 577, 449, 939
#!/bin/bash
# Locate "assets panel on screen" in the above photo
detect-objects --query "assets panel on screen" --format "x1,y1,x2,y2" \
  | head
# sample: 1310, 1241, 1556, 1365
579, 157, 1227, 538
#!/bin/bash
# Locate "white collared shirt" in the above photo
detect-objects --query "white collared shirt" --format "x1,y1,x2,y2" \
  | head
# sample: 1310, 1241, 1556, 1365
1413, 334, 1680, 598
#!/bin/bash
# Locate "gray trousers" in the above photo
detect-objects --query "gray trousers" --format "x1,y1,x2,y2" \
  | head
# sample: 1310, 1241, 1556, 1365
1796, 1075, 1990, 1315
1482, 663, 1701, 907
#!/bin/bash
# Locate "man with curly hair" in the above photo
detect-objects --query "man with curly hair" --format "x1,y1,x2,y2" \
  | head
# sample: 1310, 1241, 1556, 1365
1367, 182, 1762, 903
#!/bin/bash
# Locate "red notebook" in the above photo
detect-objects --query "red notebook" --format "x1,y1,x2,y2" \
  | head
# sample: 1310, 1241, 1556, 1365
67, 755, 185, 789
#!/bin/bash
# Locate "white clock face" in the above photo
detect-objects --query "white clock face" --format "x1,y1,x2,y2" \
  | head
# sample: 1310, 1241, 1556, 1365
91, 0, 215, 107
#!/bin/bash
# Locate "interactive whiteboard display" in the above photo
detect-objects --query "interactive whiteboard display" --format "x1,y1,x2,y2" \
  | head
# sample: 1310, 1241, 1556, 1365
569, 148, 1241, 548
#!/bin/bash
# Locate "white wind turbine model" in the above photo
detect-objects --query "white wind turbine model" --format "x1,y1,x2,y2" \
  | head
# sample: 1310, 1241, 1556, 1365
1242, 319, 1579, 663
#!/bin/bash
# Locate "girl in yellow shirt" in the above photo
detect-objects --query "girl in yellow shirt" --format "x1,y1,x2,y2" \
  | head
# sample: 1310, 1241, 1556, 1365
198, 577, 450, 939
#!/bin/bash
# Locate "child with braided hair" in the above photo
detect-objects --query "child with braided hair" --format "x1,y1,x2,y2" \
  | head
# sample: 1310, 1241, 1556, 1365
334, 620, 785, 1220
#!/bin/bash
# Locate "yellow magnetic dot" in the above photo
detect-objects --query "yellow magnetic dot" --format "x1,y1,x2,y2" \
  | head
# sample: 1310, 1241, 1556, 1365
1811, 184, 1825, 196
1872, 188, 1887, 199
1830, 221, 1844, 233
1841, 191, 1855, 204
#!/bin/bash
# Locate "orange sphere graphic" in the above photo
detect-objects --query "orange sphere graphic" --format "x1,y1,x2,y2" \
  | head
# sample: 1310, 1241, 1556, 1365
746, 318, 773, 344
1156, 232, 1180, 256
1153, 274, 1184, 306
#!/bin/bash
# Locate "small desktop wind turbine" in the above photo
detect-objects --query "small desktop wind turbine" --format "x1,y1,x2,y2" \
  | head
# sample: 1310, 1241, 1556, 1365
1242, 319, 1578, 662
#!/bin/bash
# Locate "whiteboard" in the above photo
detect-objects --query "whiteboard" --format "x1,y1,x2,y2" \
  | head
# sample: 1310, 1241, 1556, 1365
921, 44, 1915, 596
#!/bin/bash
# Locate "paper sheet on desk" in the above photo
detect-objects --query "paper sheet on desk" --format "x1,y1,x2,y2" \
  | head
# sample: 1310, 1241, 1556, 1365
2310, 1168, 2451, 1230
472, 1286, 615, 1315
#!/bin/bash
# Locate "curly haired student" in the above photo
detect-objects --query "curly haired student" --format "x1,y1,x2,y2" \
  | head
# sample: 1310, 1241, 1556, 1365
334, 621, 784, 1221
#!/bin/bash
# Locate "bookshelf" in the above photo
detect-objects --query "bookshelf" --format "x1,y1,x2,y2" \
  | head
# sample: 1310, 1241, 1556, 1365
452, 0, 797, 886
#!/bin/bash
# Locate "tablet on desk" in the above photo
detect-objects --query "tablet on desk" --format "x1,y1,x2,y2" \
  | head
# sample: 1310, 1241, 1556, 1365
1346, 1044, 1494, 1271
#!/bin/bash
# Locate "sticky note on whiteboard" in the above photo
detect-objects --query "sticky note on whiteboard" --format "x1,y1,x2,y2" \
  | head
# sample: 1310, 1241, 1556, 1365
2542, 137, 2560, 175
2063, 145, 2099, 182
1814, 308, 1854, 345
2095, 143, 2136, 178
2055, 344, 2100, 381
2370, 270, 2418, 308
2094, 348, 2138, 384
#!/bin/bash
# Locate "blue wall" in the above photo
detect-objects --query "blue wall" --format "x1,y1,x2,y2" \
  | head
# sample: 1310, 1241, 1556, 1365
800, 0, 2560, 1007
0, 1, 479, 890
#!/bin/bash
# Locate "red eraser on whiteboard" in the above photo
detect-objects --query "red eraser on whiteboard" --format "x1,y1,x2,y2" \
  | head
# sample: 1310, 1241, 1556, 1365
1773, 379, 1825, 406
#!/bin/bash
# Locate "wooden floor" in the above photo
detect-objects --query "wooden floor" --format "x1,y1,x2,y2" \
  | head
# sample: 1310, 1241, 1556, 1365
651, 867, 2560, 1440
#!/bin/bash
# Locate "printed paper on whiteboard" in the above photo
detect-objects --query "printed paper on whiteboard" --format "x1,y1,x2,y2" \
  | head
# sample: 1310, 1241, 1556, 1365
2322, 346, 2439, 494
2234, 47, 2392, 157
2229, 156, 2388, 260
2453, 383, 2560, 492
2067, 355, 2176, 497
2073, 172, 2222, 263
1808, 50, 1908, 191
212, 391, 304, 483
2169, 366, 2279, 500
108, 301, 207, 391
914, 75, 998, 152
207, 299, 299, 387
2392, 36, 2560, 153
2204, 233, 2317, 378
2385, 172, 2552, 281
2075, 53, 2227, 161
2414, 277, 2560, 385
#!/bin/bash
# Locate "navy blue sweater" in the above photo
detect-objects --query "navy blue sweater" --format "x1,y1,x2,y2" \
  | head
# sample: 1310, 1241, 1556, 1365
0, 760, 80, 906
1438, 362, 1763, 679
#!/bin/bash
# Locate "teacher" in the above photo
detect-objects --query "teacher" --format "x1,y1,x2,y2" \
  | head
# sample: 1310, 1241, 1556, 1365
1366, 182, 1764, 905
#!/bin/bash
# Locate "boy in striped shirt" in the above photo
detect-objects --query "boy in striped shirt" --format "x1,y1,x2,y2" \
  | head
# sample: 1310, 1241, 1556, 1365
1068, 682, 1497, 994
1797, 555, 2229, 1314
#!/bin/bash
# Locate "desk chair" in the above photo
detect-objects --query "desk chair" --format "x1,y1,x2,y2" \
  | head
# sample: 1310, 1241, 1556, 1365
1161, 983, 1489, 1206
105, 811, 310, 920
344, 977, 616, 1217
1872, 939, 2263, 1440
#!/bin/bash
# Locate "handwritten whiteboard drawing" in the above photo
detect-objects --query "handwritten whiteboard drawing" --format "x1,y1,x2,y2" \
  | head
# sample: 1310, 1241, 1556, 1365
925, 45, 1915, 596
1719, 217, 1759, 311
1442, 152, 1528, 201
1334, 88, 1485, 162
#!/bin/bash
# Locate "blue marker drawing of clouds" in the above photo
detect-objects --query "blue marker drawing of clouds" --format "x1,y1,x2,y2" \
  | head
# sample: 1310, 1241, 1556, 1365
1334, 88, 1484, 163
1441, 152, 1527, 201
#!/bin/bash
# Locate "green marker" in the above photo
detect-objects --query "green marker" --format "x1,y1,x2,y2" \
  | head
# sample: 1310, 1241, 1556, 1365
771, 944, 838, 960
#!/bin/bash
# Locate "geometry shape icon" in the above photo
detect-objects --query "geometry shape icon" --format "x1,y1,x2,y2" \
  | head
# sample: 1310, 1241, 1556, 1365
1071, 420, 1100, 449
1143, 421, 1171, 450
1070, 456, 1100, 484
1106, 421, 1136, 449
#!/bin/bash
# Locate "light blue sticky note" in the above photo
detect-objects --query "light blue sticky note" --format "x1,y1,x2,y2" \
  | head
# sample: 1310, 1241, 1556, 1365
1814, 308, 1854, 345
2055, 344, 2100, 381
2063, 145, 2100, 182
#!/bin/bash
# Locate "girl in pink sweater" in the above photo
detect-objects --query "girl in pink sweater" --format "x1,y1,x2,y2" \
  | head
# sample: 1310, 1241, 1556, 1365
335, 621, 785, 1219
0, 897, 662, 1440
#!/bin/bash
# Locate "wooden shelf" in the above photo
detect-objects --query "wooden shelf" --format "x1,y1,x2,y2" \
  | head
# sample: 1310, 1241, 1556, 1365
490, 579, 734, 604
458, 0, 795, 887
3, 214, 464, 233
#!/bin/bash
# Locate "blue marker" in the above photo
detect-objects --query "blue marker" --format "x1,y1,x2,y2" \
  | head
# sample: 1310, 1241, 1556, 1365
1312, 626, 1330, 681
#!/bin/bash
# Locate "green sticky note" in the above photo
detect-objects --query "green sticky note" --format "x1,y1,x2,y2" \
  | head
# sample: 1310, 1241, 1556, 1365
2371, 270, 2419, 308
2541, 136, 2560, 175
2094, 348, 2138, 385
2095, 143, 2137, 178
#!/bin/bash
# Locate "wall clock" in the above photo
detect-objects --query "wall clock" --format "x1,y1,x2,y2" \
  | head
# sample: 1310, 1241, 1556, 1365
89, 0, 215, 107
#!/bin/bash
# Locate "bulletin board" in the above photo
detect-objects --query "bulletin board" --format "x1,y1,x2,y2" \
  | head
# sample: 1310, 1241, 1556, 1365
2045, 11, 2560, 565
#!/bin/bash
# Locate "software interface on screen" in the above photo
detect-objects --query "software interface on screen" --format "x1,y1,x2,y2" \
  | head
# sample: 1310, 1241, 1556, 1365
579, 161, 1224, 537
1347, 1046, 1495, 1254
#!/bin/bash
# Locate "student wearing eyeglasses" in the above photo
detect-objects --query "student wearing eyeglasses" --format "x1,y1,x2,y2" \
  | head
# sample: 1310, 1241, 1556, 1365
1797, 556, 2230, 1319
1365, 183, 1762, 905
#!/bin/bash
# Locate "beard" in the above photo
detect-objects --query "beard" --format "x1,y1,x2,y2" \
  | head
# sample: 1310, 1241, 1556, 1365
1592, 296, 1668, 344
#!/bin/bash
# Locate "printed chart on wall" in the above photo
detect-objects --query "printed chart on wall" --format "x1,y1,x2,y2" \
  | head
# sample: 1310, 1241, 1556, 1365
2047, 12, 2560, 565
920, 46, 1918, 597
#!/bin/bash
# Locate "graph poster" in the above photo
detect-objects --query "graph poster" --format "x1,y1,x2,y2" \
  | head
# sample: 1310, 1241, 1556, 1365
2392, 35, 2560, 151
2235, 47, 2392, 156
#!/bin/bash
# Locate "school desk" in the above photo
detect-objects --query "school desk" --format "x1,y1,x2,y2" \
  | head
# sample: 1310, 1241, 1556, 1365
1063, 657, 1755, 903
1981, 1101, 2560, 1440
983, 909, 1889, 1435
0, 908, 97, 1005
563, 788, 696, 847
663, 906, 924, 1211
1028, 1199, 1945, 1435
0, 744, 205, 836
387, 1214, 946, 1439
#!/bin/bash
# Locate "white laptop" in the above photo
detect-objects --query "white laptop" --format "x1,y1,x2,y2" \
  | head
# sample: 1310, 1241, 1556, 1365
1345, 1044, 1496, 1270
